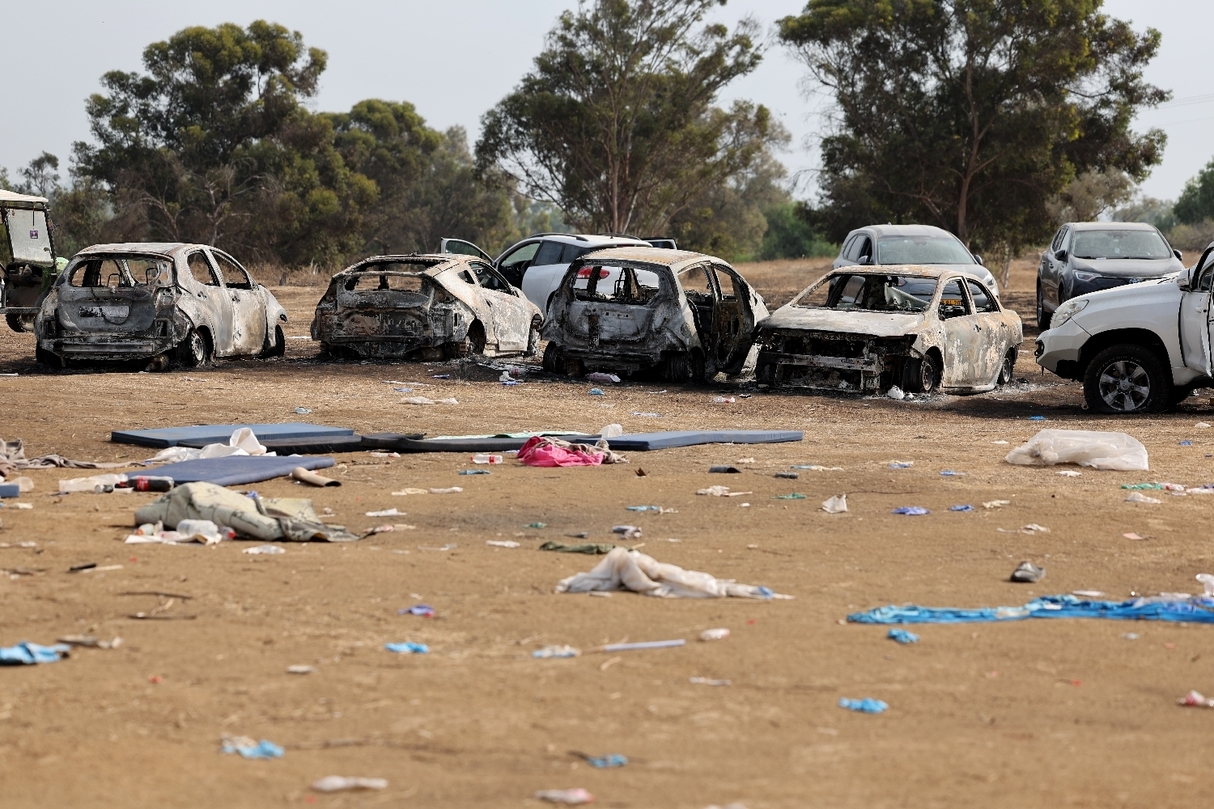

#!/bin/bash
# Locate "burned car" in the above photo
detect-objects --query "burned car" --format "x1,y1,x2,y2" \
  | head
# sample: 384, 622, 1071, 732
310, 254, 543, 360
35, 243, 287, 369
755, 267, 1022, 394
541, 247, 768, 381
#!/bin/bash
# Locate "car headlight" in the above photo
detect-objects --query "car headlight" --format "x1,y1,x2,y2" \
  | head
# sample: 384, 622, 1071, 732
1072, 270, 1100, 283
1050, 298, 1088, 329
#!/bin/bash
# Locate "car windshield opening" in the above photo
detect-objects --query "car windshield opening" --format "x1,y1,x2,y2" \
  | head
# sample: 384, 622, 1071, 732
344, 272, 426, 292
1072, 230, 1171, 260
877, 236, 974, 265
68, 256, 170, 288
573, 264, 661, 304
796, 273, 935, 312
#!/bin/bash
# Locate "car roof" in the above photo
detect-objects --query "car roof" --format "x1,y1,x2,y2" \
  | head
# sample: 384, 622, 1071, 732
827, 265, 963, 280
340, 254, 458, 274
1068, 221, 1160, 232
528, 233, 650, 247
76, 243, 203, 258
854, 224, 958, 239
575, 246, 718, 268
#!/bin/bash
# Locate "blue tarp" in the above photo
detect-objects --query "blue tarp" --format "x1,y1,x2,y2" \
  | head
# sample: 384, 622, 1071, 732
848, 594, 1214, 625
1, 642, 70, 664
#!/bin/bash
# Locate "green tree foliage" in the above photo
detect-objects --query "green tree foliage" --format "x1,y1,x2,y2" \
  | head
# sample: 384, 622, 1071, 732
758, 202, 835, 260
1047, 168, 1134, 224
1174, 158, 1214, 226
779, 0, 1169, 260
477, 0, 783, 236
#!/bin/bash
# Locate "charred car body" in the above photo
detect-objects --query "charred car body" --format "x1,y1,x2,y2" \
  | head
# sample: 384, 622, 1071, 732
35, 243, 287, 369
541, 247, 768, 382
755, 267, 1021, 394
311, 254, 542, 360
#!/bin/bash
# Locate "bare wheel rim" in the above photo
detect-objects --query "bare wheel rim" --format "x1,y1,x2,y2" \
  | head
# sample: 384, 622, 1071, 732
1097, 359, 1150, 411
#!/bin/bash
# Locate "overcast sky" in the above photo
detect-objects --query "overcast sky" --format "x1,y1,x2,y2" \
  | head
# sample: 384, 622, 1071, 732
3, 0, 1210, 202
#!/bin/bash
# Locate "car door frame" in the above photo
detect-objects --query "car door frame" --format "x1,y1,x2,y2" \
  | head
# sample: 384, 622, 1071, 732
1180, 245, 1214, 377
207, 247, 267, 356
468, 259, 531, 351
934, 274, 987, 387
179, 248, 235, 356
439, 238, 494, 263
1041, 225, 1070, 308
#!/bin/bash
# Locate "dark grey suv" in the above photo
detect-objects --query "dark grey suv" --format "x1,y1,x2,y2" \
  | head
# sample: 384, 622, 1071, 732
1036, 222, 1183, 329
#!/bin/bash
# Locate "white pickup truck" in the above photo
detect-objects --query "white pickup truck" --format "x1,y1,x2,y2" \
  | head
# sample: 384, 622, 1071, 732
1035, 244, 1214, 413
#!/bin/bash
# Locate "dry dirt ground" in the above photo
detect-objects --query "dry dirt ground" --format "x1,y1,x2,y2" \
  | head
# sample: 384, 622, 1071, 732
4, 257, 1214, 808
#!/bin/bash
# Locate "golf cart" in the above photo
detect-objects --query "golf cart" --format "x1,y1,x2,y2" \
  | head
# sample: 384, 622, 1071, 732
0, 190, 61, 332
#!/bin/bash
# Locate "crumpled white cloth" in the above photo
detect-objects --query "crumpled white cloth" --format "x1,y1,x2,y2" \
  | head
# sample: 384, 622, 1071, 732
147, 428, 275, 464
555, 547, 790, 599
1005, 429, 1148, 471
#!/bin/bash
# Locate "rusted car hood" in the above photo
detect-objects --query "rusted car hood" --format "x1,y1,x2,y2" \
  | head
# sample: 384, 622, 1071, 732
760, 306, 925, 338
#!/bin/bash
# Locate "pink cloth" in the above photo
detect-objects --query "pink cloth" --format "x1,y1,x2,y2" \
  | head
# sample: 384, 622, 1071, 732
517, 436, 605, 467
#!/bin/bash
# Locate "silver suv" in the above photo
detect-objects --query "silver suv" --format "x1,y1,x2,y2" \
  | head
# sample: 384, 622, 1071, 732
441, 233, 665, 313
833, 224, 999, 296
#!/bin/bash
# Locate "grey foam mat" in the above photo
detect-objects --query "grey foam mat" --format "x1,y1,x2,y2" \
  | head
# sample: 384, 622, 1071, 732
111, 423, 354, 449
152, 455, 335, 486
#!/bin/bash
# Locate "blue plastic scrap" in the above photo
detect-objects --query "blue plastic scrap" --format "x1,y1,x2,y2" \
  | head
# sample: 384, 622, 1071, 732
892, 506, 929, 516
940, 470, 965, 477
1180, 440, 1194, 446
589, 388, 605, 396
848, 594, 1214, 625
221, 739, 284, 759
888, 462, 913, 469
385, 642, 430, 654
948, 504, 974, 512
1028, 415, 1047, 421
459, 469, 491, 475
887, 629, 919, 644
0, 642, 71, 665
586, 754, 629, 769
399, 604, 435, 617
626, 505, 662, 512
839, 697, 888, 714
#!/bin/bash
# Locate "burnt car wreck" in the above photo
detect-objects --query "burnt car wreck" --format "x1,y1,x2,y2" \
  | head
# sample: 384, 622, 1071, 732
755, 267, 1022, 394
310, 254, 542, 360
541, 247, 768, 382
35, 243, 288, 370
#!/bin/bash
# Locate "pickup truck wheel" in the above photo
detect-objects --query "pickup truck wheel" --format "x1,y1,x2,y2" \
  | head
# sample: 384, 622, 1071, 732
1036, 284, 1051, 330
1084, 344, 1171, 414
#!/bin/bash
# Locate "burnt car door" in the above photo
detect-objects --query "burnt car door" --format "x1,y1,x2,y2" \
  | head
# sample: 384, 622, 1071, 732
935, 276, 987, 386
469, 260, 532, 352
964, 278, 1010, 383
564, 260, 664, 347
208, 249, 266, 355
440, 238, 494, 263
711, 261, 764, 373
182, 249, 235, 355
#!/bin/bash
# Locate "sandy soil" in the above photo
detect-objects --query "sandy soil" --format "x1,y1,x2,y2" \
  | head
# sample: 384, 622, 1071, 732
3, 257, 1214, 808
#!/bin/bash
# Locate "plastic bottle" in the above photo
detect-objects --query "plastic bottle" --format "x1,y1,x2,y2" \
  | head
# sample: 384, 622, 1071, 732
58, 473, 128, 493
470, 453, 503, 464
175, 519, 235, 542
119, 476, 174, 492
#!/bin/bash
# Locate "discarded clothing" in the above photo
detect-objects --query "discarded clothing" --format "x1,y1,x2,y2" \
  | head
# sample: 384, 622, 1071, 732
848, 594, 1214, 625
839, 697, 888, 714
555, 547, 790, 599
221, 735, 284, 759
0, 438, 125, 479
1005, 429, 1148, 471
892, 506, 929, 515
518, 435, 626, 467
539, 541, 617, 554
134, 482, 359, 542
0, 642, 70, 665
887, 629, 919, 644
147, 427, 273, 464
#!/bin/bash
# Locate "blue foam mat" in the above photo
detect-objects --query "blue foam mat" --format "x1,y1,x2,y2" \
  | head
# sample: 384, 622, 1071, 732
154, 455, 335, 486
112, 423, 354, 448
608, 430, 803, 451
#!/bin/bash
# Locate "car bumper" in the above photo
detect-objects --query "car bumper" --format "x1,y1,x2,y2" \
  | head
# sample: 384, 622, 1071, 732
41, 337, 176, 360
1034, 319, 1091, 379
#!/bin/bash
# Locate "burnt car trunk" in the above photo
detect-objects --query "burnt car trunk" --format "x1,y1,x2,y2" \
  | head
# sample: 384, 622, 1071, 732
756, 330, 920, 392
47, 285, 181, 360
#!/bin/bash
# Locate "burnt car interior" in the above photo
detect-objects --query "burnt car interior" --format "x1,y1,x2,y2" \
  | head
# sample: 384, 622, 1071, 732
678, 263, 751, 367
574, 264, 660, 305
800, 273, 934, 313
68, 257, 168, 288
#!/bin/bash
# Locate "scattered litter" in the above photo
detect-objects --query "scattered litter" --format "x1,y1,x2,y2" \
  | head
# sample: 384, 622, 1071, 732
125, 519, 234, 546
287, 665, 314, 674
697, 486, 750, 497
1198, 422, 1212, 429
392, 488, 428, 495
1028, 415, 1047, 421
587, 372, 621, 383
1178, 690, 1214, 708
940, 470, 965, 477
220, 735, 283, 759
1057, 470, 1082, 477
821, 494, 848, 513
888, 461, 913, 469
1122, 633, 1139, 640
1021, 524, 1050, 533
848, 591, 1214, 625
630, 412, 661, 417
399, 604, 435, 617
689, 677, 731, 686
948, 504, 974, 512
432, 373, 450, 379
709, 465, 741, 474
886, 386, 905, 400
555, 547, 789, 599
991, 440, 1009, 445
418, 544, 457, 552
700, 628, 730, 641
0, 642, 71, 664
487, 540, 520, 548
384, 642, 429, 654
589, 388, 605, 396
839, 697, 888, 714
401, 396, 458, 405
775, 471, 799, 479
243, 545, 285, 555
887, 629, 919, 644
1125, 491, 1162, 504
625, 506, 665, 513
601, 639, 685, 652
792, 464, 843, 471
1180, 440, 1194, 446
1198, 573, 1214, 596
290, 467, 340, 487
540, 541, 616, 555
982, 500, 1010, 509
311, 776, 388, 792
1010, 562, 1046, 583
612, 525, 642, 539
1123, 533, 1148, 540
472, 454, 503, 464
775, 493, 806, 500
293, 407, 312, 415
533, 645, 580, 659
1073, 590, 1105, 598
712, 396, 736, 404
366, 508, 405, 517
459, 469, 491, 475
1005, 429, 1148, 471
526, 521, 548, 528
500, 371, 520, 386
57, 635, 122, 649
576, 752, 628, 768
535, 789, 595, 805
892, 506, 929, 516
429, 487, 463, 494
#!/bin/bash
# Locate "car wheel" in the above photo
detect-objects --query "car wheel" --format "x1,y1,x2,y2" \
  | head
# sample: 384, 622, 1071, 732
1036, 284, 1051, 330
526, 318, 541, 356
542, 341, 564, 374
176, 328, 209, 368
997, 348, 1017, 386
35, 347, 62, 369
902, 353, 940, 394
664, 352, 690, 382
689, 349, 706, 383
263, 325, 285, 357
1083, 344, 1171, 414
446, 321, 486, 359
5, 313, 32, 333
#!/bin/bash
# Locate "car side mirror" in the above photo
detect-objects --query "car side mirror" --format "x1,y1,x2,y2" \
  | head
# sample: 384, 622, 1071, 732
1179, 267, 1194, 291
1175, 249, 1184, 261
1054, 249, 1067, 261
858, 254, 872, 266
972, 255, 983, 266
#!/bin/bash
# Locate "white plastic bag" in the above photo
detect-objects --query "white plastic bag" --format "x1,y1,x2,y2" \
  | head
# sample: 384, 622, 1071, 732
1005, 429, 1148, 471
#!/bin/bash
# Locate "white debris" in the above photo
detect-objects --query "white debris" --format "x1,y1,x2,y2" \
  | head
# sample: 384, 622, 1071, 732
821, 494, 848, 514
